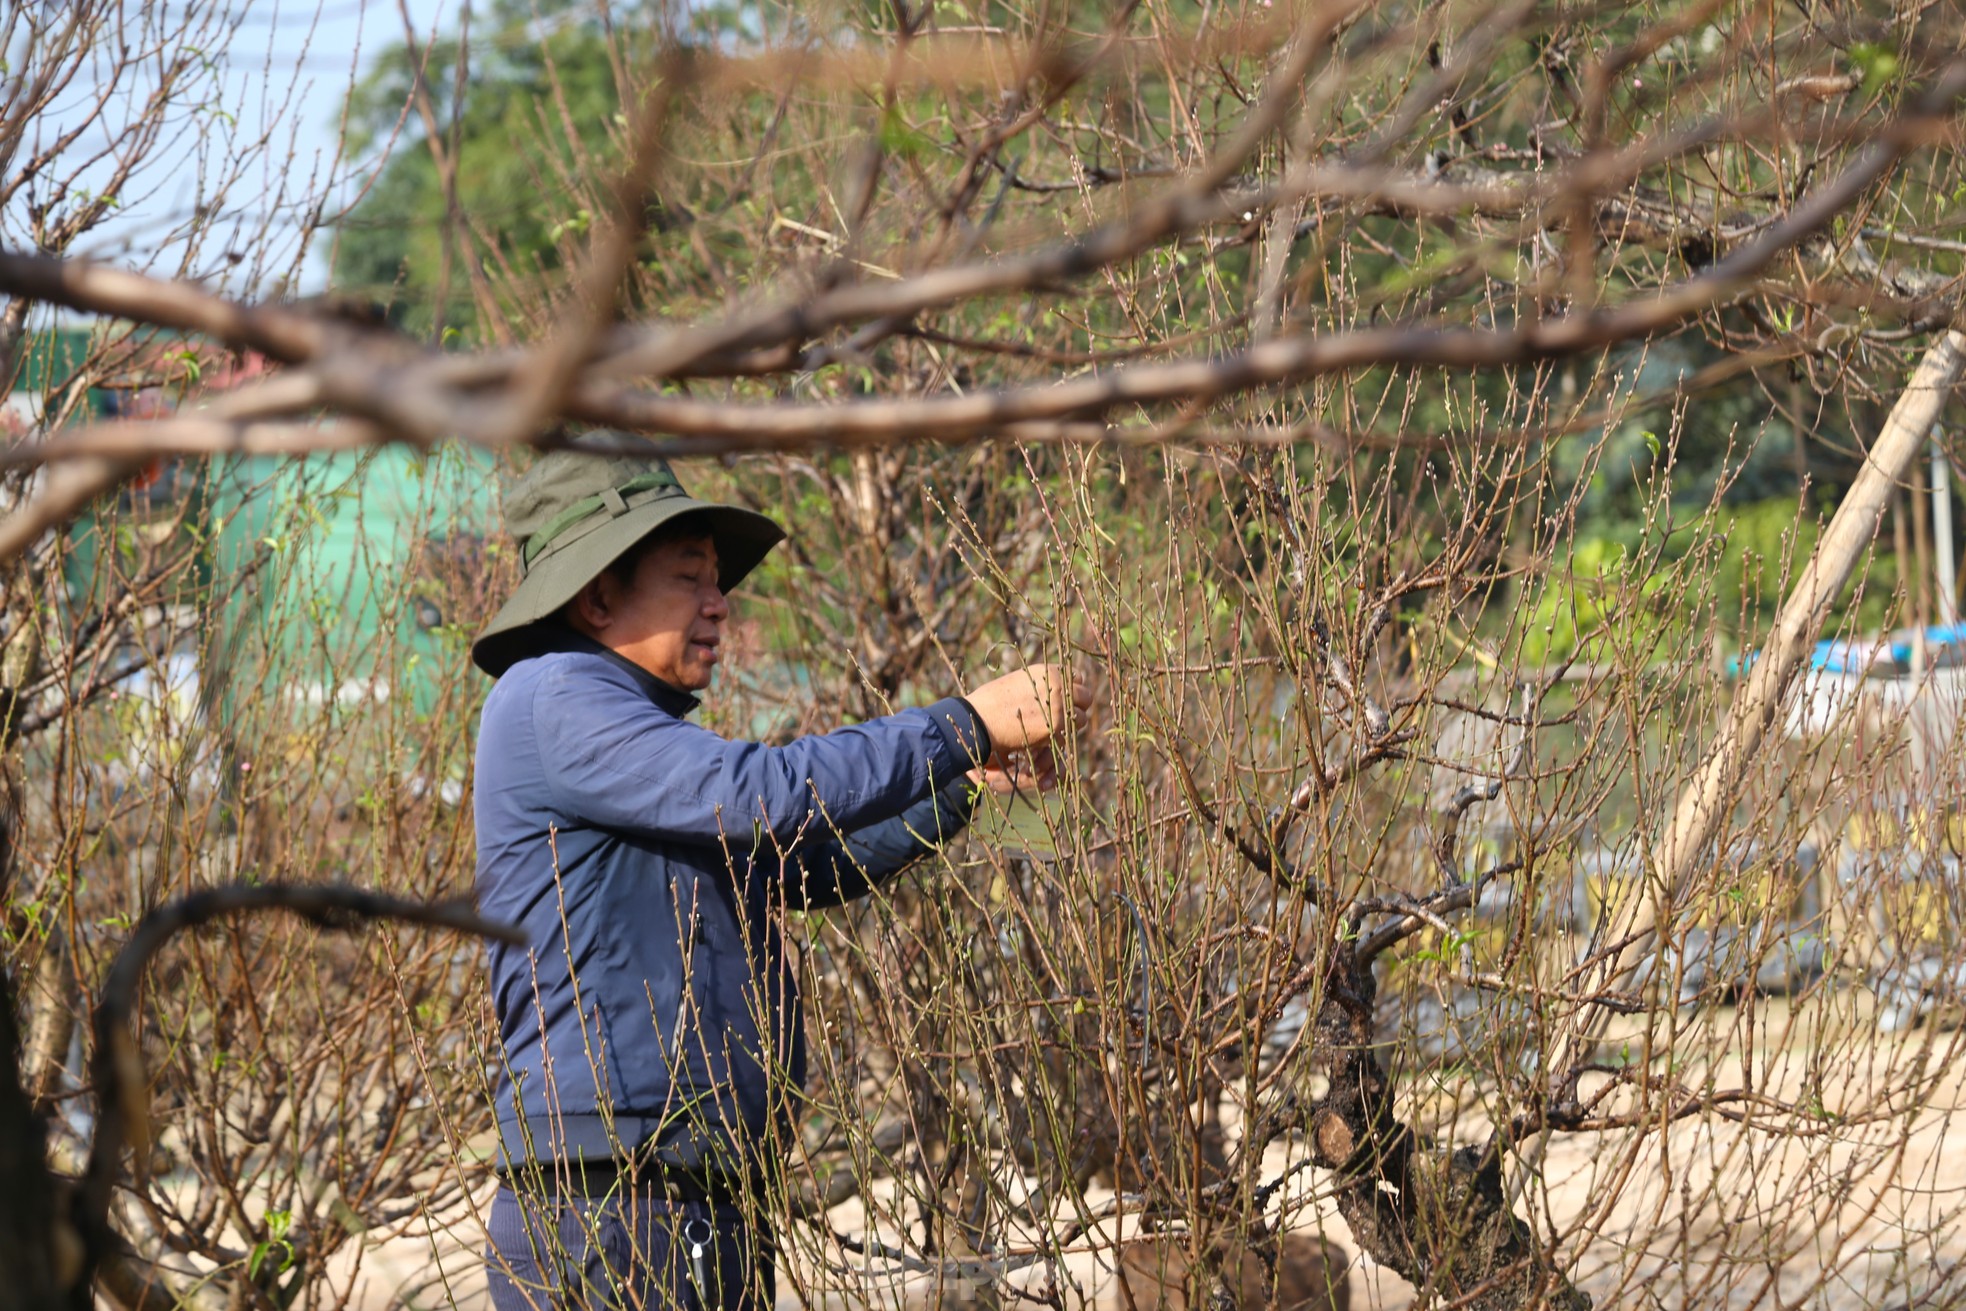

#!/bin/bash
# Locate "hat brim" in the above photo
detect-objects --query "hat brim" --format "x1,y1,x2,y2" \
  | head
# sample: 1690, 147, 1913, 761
472, 496, 785, 677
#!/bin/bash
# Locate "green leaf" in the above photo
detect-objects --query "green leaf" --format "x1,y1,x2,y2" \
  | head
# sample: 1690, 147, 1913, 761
1850, 43, 1900, 93
249, 1210, 296, 1279
546, 208, 593, 243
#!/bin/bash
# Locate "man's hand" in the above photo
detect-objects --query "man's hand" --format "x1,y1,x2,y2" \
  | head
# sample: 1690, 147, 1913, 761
968, 742, 1059, 796
964, 663, 1087, 753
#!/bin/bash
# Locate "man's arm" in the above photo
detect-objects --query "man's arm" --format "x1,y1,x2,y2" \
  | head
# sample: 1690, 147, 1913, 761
531, 655, 1076, 846
533, 657, 990, 843
770, 777, 979, 911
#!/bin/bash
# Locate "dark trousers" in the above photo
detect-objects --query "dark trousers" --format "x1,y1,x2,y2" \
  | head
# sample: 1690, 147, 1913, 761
485, 1184, 775, 1311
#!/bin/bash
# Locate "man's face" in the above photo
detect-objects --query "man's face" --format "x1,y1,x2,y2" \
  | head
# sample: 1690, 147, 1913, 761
586, 534, 729, 691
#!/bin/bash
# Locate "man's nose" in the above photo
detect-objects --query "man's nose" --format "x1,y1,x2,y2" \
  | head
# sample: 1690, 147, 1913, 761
702, 585, 729, 620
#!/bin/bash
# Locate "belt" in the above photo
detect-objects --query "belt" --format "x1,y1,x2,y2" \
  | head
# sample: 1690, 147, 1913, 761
503, 1157, 764, 1204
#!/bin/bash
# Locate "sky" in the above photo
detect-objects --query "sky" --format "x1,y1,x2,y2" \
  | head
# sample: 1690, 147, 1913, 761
10, 0, 452, 295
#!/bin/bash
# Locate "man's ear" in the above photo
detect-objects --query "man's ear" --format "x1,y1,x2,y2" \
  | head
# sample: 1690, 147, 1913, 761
567, 577, 612, 633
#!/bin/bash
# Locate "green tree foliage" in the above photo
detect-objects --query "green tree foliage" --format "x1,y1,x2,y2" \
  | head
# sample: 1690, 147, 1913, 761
333, 0, 643, 333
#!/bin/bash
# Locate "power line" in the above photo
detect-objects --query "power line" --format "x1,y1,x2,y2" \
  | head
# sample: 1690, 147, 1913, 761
37, 0, 632, 73
146, 0, 445, 27
154, 0, 616, 31
266, 0, 630, 52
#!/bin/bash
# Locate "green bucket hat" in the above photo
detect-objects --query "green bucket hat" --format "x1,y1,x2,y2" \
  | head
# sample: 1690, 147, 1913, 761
471, 436, 785, 677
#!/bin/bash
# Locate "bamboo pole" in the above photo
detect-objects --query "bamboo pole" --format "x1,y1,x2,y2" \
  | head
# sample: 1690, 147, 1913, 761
1590, 329, 1966, 995
1934, 428, 1958, 627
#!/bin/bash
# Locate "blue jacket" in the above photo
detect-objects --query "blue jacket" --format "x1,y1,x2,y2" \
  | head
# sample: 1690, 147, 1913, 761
474, 628, 988, 1170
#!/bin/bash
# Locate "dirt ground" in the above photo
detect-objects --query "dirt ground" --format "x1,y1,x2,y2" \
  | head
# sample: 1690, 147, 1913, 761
336, 996, 1966, 1311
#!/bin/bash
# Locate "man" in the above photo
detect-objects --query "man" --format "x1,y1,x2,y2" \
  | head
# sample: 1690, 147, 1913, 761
471, 438, 1078, 1310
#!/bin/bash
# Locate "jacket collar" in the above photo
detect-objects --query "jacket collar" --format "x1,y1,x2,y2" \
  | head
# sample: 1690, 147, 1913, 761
533, 623, 701, 716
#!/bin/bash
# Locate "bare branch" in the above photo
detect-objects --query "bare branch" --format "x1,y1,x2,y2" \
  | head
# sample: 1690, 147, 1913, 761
74, 885, 520, 1302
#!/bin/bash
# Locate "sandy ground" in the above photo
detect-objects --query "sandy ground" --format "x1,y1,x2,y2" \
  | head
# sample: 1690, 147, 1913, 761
332, 996, 1966, 1311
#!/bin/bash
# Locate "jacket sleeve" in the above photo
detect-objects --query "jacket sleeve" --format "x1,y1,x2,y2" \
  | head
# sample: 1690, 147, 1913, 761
776, 777, 979, 911
532, 656, 989, 845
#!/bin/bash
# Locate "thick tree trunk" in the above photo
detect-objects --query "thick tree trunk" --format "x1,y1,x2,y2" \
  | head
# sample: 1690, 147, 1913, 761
0, 764, 74, 1310
1307, 951, 1590, 1311
0, 980, 75, 1311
